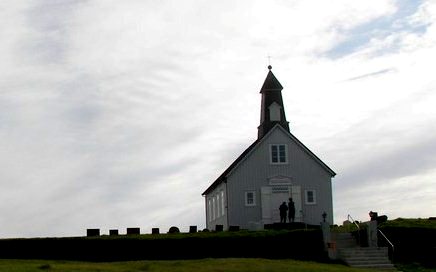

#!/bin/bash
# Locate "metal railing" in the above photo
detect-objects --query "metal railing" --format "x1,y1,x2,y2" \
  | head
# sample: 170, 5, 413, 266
347, 214, 361, 245
378, 229, 394, 262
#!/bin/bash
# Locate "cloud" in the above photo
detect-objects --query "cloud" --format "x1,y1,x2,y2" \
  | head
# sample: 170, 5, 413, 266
0, 0, 435, 237
344, 68, 396, 81
339, 134, 436, 188
333, 168, 436, 223
325, 0, 427, 59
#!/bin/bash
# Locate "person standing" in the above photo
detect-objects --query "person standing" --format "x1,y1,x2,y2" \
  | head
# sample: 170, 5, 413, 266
288, 198, 295, 223
279, 202, 288, 223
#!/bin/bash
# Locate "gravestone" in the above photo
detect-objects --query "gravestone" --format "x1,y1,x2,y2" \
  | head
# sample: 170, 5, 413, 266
215, 225, 223, 232
127, 227, 140, 235
189, 226, 197, 233
87, 229, 100, 237
152, 228, 160, 234
109, 229, 119, 236
229, 225, 240, 231
168, 226, 180, 233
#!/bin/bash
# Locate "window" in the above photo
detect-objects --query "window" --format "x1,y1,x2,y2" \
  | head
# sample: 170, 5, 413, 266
212, 197, 216, 220
208, 199, 212, 222
245, 191, 256, 206
216, 194, 220, 218
221, 191, 225, 216
270, 144, 287, 164
305, 190, 316, 205
269, 102, 281, 121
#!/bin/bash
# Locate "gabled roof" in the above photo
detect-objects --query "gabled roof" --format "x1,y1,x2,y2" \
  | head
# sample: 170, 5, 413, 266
284, 127, 336, 177
202, 140, 258, 196
202, 124, 336, 196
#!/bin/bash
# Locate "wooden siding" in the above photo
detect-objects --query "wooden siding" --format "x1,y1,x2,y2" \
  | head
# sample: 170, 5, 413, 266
205, 183, 228, 230
226, 126, 334, 229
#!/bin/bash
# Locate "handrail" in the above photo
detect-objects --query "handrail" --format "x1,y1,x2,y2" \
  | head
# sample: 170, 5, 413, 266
378, 229, 394, 262
347, 214, 360, 230
347, 214, 361, 245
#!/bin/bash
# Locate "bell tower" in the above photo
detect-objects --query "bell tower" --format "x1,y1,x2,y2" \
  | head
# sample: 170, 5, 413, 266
257, 65, 290, 139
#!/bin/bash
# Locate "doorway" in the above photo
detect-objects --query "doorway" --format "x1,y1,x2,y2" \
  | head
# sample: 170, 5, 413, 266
261, 185, 302, 224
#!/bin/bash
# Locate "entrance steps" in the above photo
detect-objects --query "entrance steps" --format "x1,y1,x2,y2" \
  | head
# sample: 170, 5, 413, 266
333, 232, 396, 270
264, 222, 319, 230
334, 232, 358, 248
338, 247, 395, 270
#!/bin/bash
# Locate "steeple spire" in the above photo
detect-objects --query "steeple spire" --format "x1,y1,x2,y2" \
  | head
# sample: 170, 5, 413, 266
257, 66, 290, 139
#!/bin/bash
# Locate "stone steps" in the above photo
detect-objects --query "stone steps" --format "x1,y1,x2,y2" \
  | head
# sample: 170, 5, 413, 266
352, 263, 396, 270
338, 248, 395, 270
333, 232, 358, 248
333, 232, 396, 270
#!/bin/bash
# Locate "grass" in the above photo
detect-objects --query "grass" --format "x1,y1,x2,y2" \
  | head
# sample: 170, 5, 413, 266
1, 219, 434, 271
331, 217, 436, 233
379, 218, 436, 229
0, 258, 386, 272
396, 263, 436, 272
0, 229, 326, 262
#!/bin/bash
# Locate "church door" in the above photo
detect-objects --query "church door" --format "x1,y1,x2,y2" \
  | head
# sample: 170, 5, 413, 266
261, 185, 302, 224
271, 187, 290, 223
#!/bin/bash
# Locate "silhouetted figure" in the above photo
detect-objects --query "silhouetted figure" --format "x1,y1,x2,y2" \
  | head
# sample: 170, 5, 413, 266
369, 211, 388, 224
288, 198, 295, 222
279, 202, 288, 223
377, 215, 388, 224
369, 211, 378, 221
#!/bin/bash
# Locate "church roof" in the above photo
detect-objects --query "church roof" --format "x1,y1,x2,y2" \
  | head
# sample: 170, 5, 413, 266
260, 68, 283, 93
202, 125, 336, 196
202, 140, 258, 196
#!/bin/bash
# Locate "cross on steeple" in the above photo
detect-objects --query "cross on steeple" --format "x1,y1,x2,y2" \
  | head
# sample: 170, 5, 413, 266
267, 55, 272, 66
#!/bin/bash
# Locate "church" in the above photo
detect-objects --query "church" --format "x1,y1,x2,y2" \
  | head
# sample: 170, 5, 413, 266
202, 66, 336, 230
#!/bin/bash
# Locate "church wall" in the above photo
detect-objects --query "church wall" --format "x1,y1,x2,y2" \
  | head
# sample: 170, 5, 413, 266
205, 183, 228, 231
226, 127, 334, 229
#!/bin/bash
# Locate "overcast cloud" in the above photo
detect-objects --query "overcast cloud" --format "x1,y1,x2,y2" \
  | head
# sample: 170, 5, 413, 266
1, 0, 435, 238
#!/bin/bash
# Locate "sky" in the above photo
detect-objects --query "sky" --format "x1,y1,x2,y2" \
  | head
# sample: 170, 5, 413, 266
1, 0, 435, 238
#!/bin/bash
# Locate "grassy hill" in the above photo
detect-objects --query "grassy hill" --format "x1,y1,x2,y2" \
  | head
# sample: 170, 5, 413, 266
0, 229, 326, 262
0, 218, 434, 271
377, 218, 436, 268
0, 258, 387, 272
380, 217, 436, 229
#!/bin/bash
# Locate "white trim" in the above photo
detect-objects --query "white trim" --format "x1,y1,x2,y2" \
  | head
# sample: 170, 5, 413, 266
305, 190, 317, 205
268, 175, 293, 185
245, 191, 256, 206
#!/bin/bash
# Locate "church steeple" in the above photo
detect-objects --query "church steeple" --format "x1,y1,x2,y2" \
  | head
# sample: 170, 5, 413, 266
257, 65, 290, 139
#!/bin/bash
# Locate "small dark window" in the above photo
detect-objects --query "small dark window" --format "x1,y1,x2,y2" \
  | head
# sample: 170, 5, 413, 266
271, 144, 287, 164
271, 145, 278, 163
245, 191, 256, 206
305, 190, 316, 205
279, 145, 286, 162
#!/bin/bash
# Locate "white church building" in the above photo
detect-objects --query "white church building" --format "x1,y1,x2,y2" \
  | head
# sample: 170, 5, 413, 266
202, 66, 336, 230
